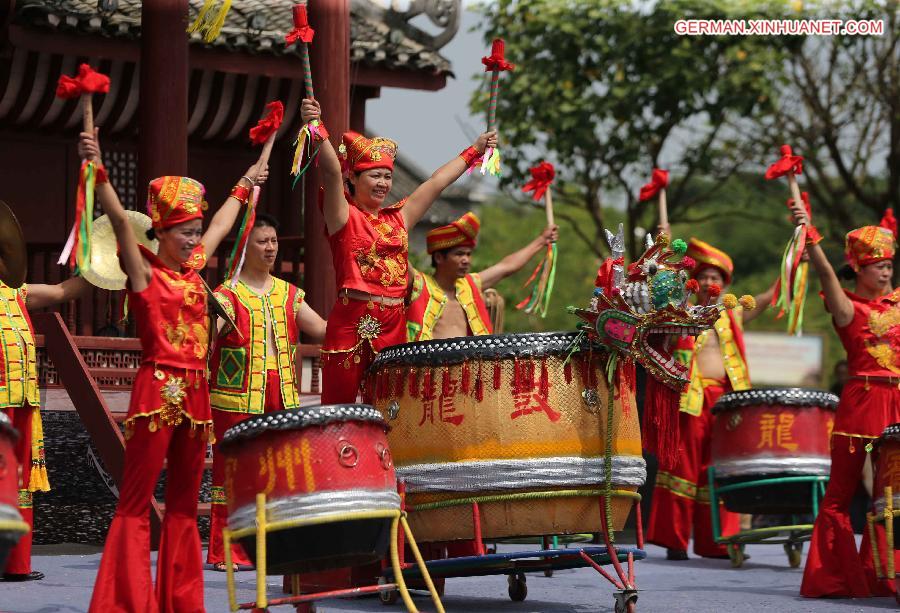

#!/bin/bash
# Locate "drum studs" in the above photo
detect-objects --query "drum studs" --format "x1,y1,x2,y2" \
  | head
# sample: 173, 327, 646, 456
581, 388, 600, 413
387, 400, 400, 420
337, 441, 359, 467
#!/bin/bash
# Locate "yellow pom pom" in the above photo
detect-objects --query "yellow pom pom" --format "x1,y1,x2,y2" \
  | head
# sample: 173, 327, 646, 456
739, 295, 756, 310
722, 294, 738, 310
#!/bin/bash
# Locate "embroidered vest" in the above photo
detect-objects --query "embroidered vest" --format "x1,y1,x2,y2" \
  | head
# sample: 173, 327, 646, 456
0, 282, 39, 409
679, 308, 750, 416
209, 277, 303, 413
407, 271, 493, 342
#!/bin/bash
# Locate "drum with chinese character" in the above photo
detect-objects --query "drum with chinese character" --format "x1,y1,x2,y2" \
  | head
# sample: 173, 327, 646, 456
711, 388, 838, 514
872, 423, 900, 549
219, 405, 399, 574
367, 332, 645, 543
0, 412, 27, 573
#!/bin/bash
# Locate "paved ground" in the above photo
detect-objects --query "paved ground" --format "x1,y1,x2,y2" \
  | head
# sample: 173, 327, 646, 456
2, 541, 897, 613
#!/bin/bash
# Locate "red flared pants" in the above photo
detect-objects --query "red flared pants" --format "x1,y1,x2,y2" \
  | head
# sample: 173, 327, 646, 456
89, 418, 206, 613
647, 382, 740, 557
207, 370, 285, 567
801, 433, 898, 597
3, 405, 35, 575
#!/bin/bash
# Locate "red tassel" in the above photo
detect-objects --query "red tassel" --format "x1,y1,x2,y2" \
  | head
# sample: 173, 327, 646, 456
540, 358, 550, 398
409, 370, 419, 398
527, 360, 536, 391
493, 363, 502, 390
564, 361, 573, 384
394, 369, 403, 397
442, 367, 451, 397
512, 359, 521, 394
423, 369, 434, 399
461, 360, 471, 394
644, 374, 682, 470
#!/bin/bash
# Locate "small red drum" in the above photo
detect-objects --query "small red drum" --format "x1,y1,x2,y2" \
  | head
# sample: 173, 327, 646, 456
711, 388, 837, 514
219, 405, 399, 574
873, 423, 900, 549
0, 411, 26, 573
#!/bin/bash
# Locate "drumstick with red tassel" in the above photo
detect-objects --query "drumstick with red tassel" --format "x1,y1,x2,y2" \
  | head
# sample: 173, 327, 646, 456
55, 64, 111, 274
285, 2, 329, 187
638, 168, 670, 234
226, 101, 285, 286
765, 144, 810, 335
518, 162, 557, 316
479, 38, 515, 176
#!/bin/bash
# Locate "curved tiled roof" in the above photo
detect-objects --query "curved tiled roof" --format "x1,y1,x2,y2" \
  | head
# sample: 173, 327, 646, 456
14, 0, 452, 75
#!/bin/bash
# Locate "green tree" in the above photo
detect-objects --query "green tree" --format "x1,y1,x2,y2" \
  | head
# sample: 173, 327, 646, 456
471, 0, 794, 259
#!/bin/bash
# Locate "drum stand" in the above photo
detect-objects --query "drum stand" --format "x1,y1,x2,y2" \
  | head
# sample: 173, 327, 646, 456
867, 485, 898, 603
222, 493, 445, 612
381, 487, 643, 613
707, 467, 828, 568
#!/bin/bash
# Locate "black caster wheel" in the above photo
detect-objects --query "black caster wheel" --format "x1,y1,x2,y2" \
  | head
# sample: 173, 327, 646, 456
614, 590, 638, 613
379, 577, 399, 605
728, 543, 746, 568
784, 542, 803, 568
507, 573, 527, 602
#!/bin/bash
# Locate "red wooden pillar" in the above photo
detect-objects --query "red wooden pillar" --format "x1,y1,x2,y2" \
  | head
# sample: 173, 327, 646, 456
139, 0, 189, 191
349, 86, 381, 133
303, 0, 349, 318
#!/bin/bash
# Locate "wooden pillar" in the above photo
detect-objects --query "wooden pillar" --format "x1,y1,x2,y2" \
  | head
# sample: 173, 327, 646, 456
139, 0, 189, 191
349, 86, 381, 133
303, 0, 349, 318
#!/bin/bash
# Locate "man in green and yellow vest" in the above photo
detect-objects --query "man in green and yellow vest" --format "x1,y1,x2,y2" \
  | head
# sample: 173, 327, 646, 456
407, 211, 558, 341
647, 236, 776, 560
206, 213, 326, 571
0, 274, 89, 581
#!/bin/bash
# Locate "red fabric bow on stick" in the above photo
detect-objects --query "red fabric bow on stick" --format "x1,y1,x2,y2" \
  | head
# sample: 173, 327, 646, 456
479, 38, 514, 177
285, 4, 316, 46
56, 64, 110, 133
522, 162, 556, 202
638, 168, 670, 228
249, 100, 285, 167
765, 144, 805, 209
482, 38, 516, 72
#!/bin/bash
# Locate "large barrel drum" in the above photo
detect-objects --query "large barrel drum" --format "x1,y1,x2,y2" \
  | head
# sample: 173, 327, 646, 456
711, 388, 837, 514
368, 332, 645, 543
219, 405, 399, 574
0, 412, 27, 573
873, 423, 900, 549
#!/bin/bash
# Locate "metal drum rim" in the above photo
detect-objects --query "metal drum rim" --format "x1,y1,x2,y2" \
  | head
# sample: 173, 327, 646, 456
220, 404, 387, 449
370, 331, 591, 368
711, 387, 839, 414
876, 422, 900, 445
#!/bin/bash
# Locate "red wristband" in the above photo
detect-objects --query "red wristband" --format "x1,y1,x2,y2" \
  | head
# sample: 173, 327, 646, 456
94, 164, 109, 184
230, 184, 251, 206
806, 225, 823, 246
313, 121, 329, 142
459, 146, 481, 167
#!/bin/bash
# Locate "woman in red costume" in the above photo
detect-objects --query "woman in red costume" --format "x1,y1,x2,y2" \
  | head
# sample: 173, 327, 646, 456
791, 200, 900, 598
77, 129, 268, 612
299, 98, 496, 403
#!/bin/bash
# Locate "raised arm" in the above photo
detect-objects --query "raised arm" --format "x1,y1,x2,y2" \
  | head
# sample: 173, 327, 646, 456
79, 129, 151, 291
26, 276, 91, 310
477, 225, 559, 289
201, 162, 268, 257
789, 200, 854, 326
741, 279, 777, 324
297, 301, 327, 343
402, 131, 497, 230
301, 98, 347, 235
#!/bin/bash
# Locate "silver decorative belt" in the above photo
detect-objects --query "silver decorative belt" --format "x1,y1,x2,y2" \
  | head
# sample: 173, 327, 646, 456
396, 456, 646, 493
712, 456, 831, 478
227, 488, 400, 533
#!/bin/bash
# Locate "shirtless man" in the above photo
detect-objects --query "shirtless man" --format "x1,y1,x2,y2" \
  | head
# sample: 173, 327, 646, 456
646, 234, 775, 560
407, 211, 557, 341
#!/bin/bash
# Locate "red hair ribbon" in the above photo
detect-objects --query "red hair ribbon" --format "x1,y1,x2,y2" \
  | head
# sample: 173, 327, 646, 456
482, 38, 515, 72
56, 64, 110, 98
638, 168, 669, 202
249, 101, 285, 145
765, 144, 803, 180
522, 161, 555, 201
285, 4, 315, 45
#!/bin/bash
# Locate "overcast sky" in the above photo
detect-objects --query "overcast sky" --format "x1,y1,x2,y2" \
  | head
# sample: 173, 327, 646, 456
367, 5, 489, 176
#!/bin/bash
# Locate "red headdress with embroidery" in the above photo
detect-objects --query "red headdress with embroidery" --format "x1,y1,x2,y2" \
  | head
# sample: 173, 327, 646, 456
684, 237, 734, 286
147, 176, 206, 231
845, 209, 897, 271
339, 131, 398, 174
426, 212, 480, 254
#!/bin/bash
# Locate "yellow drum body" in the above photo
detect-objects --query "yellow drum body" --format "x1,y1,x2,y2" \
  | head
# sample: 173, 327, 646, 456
368, 332, 645, 542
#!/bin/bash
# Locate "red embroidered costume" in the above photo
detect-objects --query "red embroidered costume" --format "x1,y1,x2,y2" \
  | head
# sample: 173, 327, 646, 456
801, 223, 900, 598
90, 177, 212, 613
647, 238, 742, 557
0, 282, 50, 577
407, 212, 493, 342
206, 277, 305, 566
320, 132, 408, 403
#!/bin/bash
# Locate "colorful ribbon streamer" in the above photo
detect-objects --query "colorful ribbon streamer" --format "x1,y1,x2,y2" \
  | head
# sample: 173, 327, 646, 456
58, 161, 96, 274
187, 0, 233, 43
